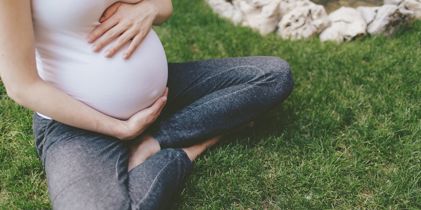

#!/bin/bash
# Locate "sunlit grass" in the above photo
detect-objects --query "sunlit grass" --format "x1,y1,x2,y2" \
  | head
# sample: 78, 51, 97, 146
1, 0, 420, 209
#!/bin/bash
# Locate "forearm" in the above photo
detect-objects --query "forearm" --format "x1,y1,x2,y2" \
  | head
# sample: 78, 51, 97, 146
0, 0, 127, 140
145, 0, 173, 25
10, 80, 124, 138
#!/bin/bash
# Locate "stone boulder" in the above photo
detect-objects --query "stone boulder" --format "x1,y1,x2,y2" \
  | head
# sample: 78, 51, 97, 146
279, 0, 316, 16
206, 0, 243, 25
278, 4, 330, 39
237, 0, 282, 35
206, 0, 418, 42
358, 5, 414, 35
320, 7, 367, 42
385, 0, 421, 19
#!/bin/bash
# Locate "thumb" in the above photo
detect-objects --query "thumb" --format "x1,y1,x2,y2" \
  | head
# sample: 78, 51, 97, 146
100, 2, 122, 23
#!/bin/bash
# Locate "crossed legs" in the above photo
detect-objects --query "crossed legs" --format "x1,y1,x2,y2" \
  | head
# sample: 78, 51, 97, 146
128, 56, 293, 171
32, 56, 293, 209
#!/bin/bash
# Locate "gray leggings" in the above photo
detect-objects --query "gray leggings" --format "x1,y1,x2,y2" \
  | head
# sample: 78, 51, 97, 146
32, 56, 293, 210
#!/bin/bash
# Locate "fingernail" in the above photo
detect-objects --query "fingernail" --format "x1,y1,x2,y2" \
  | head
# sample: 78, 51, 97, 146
162, 97, 167, 101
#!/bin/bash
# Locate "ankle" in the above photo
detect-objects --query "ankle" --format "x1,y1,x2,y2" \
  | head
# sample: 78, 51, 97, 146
127, 135, 161, 171
130, 135, 161, 158
141, 134, 161, 149
182, 135, 222, 161
182, 147, 200, 161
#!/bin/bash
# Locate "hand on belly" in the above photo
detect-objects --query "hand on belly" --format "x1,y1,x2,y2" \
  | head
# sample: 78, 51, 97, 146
66, 30, 169, 120
87, 1, 158, 59
33, 0, 168, 120
80, 1, 168, 119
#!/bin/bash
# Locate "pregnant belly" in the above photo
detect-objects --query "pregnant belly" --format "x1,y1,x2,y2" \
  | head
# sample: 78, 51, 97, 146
37, 30, 168, 120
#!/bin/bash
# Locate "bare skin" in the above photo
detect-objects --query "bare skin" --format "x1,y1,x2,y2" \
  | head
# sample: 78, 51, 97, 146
128, 121, 255, 171
128, 135, 221, 171
0, 0, 175, 141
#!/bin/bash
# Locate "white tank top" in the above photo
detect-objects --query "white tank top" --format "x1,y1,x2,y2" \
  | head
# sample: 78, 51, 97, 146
31, 0, 168, 120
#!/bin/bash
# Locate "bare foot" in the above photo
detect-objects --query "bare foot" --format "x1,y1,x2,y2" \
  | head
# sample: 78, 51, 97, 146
182, 121, 256, 161
128, 134, 161, 171
128, 120, 256, 170
182, 135, 221, 161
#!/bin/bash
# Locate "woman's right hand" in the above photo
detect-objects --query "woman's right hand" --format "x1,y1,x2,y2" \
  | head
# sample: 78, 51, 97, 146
115, 87, 168, 140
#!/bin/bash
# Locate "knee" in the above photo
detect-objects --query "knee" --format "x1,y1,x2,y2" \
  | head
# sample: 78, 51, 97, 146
258, 56, 294, 101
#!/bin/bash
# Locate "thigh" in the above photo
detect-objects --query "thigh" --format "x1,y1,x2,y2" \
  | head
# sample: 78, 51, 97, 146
33, 114, 130, 210
144, 56, 292, 147
160, 56, 290, 117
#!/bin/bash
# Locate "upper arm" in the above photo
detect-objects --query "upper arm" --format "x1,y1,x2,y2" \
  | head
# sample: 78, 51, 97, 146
0, 0, 40, 97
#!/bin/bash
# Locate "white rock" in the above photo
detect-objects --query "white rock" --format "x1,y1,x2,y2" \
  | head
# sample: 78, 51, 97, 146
385, 0, 421, 19
357, 6, 378, 24
320, 7, 367, 42
279, 0, 316, 16
206, 0, 243, 25
237, 0, 282, 35
358, 5, 413, 35
278, 4, 330, 39
207, 0, 417, 40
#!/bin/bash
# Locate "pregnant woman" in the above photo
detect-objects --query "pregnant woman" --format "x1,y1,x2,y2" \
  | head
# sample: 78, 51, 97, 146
0, 0, 293, 209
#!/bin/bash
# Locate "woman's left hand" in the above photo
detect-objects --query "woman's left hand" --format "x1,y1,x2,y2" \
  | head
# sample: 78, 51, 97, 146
87, 1, 159, 59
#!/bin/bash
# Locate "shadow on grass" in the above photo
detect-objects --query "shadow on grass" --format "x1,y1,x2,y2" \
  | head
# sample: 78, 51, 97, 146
221, 104, 299, 148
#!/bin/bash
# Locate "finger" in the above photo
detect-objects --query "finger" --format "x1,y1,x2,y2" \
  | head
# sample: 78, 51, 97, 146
87, 17, 118, 43
164, 87, 169, 97
154, 89, 169, 114
105, 28, 138, 58
123, 29, 149, 59
129, 95, 167, 127
146, 95, 168, 116
161, 87, 169, 97
140, 97, 167, 124
92, 22, 128, 52
150, 98, 167, 123
121, 0, 145, 3
132, 88, 168, 119
99, 2, 122, 23
155, 97, 167, 115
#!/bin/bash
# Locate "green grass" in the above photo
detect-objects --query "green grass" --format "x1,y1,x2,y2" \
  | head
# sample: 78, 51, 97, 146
1, 0, 420, 209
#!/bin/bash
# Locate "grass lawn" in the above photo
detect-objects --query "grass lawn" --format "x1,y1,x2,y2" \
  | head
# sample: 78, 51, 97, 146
1, 0, 420, 209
